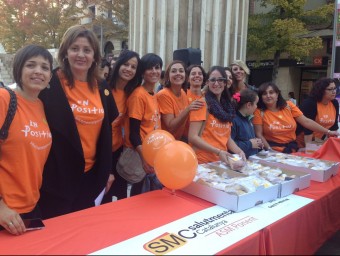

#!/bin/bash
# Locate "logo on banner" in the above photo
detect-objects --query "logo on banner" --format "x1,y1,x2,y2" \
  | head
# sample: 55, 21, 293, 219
143, 210, 235, 255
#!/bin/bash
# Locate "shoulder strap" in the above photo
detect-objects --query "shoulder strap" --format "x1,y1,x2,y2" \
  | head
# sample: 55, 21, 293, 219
0, 86, 17, 142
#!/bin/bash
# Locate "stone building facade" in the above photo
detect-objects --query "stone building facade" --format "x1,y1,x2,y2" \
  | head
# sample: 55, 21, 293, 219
129, 0, 249, 70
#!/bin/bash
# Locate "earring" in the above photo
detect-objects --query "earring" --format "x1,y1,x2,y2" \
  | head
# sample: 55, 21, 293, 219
46, 84, 50, 89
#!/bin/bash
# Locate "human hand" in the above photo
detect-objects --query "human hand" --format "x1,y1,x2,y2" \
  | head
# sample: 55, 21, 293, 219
188, 99, 204, 112
250, 138, 264, 149
237, 151, 247, 162
142, 159, 155, 174
104, 174, 115, 194
218, 150, 232, 164
0, 200, 26, 235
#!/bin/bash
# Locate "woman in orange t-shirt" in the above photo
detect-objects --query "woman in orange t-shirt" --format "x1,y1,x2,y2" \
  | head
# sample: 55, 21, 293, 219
124, 53, 163, 196
102, 50, 141, 202
188, 66, 245, 164
186, 64, 206, 103
253, 82, 338, 153
0, 45, 53, 235
157, 61, 204, 142
296, 78, 339, 148
38, 25, 118, 219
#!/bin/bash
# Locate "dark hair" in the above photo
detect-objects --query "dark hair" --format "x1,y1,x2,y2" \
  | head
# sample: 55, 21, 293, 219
164, 60, 187, 88
13, 44, 53, 90
288, 91, 295, 99
101, 58, 110, 69
58, 25, 100, 91
235, 89, 258, 110
310, 77, 335, 102
207, 65, 232, 100
257, 82, 287, 110
108, 49, 141, 96
186, 64, 207, 89
140, 53, 163, 74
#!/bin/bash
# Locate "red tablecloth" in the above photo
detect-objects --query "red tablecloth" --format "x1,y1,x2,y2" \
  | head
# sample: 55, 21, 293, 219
0, 190, 263, 255
262, 137, 340, 255
1, 138, 339, 255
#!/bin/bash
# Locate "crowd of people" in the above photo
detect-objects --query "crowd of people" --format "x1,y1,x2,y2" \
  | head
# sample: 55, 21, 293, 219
0, 24, 339, 235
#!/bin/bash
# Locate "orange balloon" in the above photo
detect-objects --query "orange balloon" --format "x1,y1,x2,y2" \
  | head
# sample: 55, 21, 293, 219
142, 130, 175, 167
154, 141, 198, 190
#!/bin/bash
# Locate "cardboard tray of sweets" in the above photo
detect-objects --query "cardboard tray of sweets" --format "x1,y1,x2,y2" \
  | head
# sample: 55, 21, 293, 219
249, 152, 339, 182
181, 164, 280, 212
207, 161, 311, 198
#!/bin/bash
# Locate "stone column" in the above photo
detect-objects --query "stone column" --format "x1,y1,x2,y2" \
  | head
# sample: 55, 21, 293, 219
129, 0, 249, 70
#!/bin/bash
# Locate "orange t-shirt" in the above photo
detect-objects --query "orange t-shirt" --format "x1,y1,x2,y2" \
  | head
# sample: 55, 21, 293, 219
124, 86, 161, 148
190, 103, 232, 164
314, 102, 336, 139
111, 88, 127, 152
59, 73, 104, 172
157, 88, 189, 140
0, 90, 52, 213
253, 101, 302, 151
186, 89, 202, 103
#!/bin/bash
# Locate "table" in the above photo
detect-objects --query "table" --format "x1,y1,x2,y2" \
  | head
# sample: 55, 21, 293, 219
263, 174, 340, 255
0, 190, 264, 255
1, 175, 339, 255
1, 138, 339, 255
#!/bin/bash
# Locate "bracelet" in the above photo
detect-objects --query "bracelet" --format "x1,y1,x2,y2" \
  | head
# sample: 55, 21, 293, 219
327, 130, 331, 135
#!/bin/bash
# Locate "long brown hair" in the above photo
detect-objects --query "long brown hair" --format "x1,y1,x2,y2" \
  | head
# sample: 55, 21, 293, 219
58, 25, 101, 91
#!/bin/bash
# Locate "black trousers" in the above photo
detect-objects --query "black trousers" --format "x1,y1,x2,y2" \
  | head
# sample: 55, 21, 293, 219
101, 146, 128, 203
39, 167, 98, 220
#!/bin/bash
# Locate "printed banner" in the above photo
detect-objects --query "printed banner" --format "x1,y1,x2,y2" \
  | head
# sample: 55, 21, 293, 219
90, 194, 313, 255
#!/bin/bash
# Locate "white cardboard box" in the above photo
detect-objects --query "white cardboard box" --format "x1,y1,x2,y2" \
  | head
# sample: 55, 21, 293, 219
207, 161, 311, 198
181, 165, 280, 212
249, 153, 339, 182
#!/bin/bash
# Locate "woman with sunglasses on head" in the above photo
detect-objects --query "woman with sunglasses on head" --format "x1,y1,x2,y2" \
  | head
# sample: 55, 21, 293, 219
253, 82, 339, 153
296, 78, 339, 148
188, 66, 245, 165
0, 45, 53, 235
101, 50, 141, 203
157, 60, 204, 142
230, 60, 257, 95
38, 25, 118, 219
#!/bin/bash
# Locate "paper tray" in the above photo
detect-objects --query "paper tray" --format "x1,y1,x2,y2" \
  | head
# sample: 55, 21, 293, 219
249, 154, 339, 182
181, 165, 280, 212
207, 161, 311, 198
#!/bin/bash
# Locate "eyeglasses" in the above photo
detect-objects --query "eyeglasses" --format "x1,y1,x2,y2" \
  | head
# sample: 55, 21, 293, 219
208, 77, 227, 84
325, 87, 337, 92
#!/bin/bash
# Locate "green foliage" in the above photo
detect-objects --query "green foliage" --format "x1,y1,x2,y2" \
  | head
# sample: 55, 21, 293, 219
0, 0, 82, 53
248, 0, 334, 81
0, 0, 129, 53
89, 0, 129, 40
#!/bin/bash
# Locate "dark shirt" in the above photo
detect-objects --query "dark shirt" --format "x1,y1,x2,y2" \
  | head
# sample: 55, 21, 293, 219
231, 111, 258, 158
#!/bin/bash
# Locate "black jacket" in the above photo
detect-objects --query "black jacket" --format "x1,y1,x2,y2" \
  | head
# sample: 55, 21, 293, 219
38, 69, 118, 202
